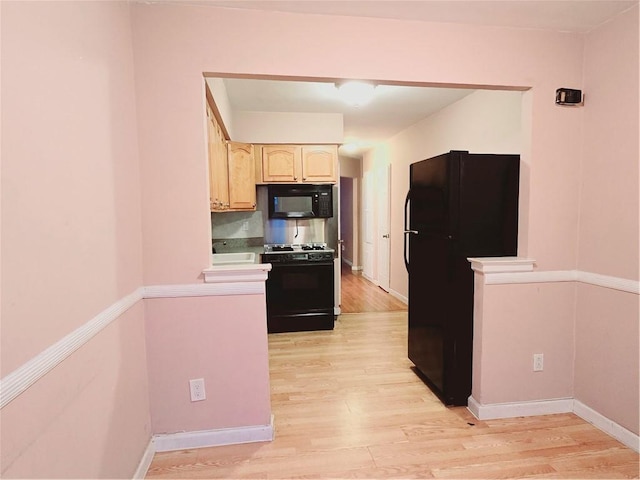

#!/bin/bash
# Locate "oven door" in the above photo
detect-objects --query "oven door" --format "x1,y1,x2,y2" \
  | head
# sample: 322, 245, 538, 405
265, 261, 335, 332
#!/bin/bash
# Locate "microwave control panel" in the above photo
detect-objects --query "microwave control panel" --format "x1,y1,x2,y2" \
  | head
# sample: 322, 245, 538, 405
317, 192, 332, 217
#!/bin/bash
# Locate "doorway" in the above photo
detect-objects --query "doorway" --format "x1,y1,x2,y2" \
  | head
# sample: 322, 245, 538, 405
339, 163, 406, 314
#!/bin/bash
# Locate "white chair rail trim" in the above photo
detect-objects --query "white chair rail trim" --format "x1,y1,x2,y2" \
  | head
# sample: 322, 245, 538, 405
1, 276, 269, 409
468, 257, 639, 294
144, 282, 265, 298
3, 262, 636, 410
0, 288, 144, 409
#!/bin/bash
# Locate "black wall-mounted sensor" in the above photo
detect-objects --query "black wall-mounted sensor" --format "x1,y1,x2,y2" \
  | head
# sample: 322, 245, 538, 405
556, 88, 583, 106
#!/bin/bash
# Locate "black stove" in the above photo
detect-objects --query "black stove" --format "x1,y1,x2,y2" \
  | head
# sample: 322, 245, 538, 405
261, 243, 335, 333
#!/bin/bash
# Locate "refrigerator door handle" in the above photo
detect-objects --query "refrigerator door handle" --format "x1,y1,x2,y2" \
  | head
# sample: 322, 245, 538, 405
403, 190, 417, 272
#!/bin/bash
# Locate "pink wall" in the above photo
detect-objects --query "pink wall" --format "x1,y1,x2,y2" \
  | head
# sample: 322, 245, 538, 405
127, 1, 638, 436
472, 282, 575, 405
471, 6, 639, 434
1, 306, 150, 478
130, 2, 585, 285
574, 284, 639, 433
2, 0, 144, 373
579, 6, 638, 280
1, 1, 150, 477
145, 295, 271, 433
574, 6, 639, 434
3, 2, 636, 477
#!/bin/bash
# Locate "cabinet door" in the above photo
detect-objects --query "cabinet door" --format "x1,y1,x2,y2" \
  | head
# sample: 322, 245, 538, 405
262, 145, 301, 182
228, 142, 256, 210
301, 145, 337, 183
207, 108, 229, 211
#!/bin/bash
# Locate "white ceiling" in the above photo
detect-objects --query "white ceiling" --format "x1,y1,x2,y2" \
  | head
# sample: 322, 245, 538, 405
205, 1, 637, 157
220, 79, 474, 155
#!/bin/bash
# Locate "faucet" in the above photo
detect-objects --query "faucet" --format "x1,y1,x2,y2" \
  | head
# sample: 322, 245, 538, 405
212, 240, 227, 253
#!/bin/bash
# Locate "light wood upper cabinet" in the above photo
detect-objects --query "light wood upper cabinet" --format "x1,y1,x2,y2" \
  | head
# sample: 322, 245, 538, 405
301, 145, 337, 183
261, 145, 301, 183
207, 106, 256, 212
208, 106, 229, 211
258, 144, 337, 184
227, 142, 256, 210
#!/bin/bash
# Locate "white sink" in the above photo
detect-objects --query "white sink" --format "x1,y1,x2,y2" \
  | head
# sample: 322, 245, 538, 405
211, 252, 256, 265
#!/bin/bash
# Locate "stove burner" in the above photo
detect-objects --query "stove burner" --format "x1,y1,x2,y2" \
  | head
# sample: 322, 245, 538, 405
271, 245, 294, 252
301, 245, 325, 251
265, 243, 329, 253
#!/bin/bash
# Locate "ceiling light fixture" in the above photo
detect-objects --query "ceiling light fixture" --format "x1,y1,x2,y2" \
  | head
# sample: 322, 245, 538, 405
336, 81, 376, 107
340, 141, 374, 157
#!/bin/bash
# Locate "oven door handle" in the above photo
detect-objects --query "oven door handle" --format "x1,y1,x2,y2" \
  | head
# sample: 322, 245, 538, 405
268, 261, 334, 268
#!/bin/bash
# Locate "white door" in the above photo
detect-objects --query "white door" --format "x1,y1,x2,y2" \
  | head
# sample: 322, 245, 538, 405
362, 170, 374, 281
376, 163, 391, 292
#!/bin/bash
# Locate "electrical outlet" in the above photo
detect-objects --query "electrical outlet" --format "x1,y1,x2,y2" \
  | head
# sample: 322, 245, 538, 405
189, 378, 206, 402
242, 221, 249, 231
533, 353, 544, 372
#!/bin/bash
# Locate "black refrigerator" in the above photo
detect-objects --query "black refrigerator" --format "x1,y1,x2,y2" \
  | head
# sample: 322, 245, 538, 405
404, 150, 519, 406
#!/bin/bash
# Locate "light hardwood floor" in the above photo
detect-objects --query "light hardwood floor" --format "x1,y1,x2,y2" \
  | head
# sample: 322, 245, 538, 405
340, 263, 407, 314
146, 312, 639, 479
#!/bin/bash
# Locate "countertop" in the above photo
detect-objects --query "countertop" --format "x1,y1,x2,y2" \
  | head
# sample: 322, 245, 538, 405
204, 239, 268, 285
202, 256, 270, 284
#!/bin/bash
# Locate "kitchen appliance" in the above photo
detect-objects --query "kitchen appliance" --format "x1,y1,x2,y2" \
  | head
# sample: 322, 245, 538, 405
404, 150, 519, 406
268, 184, 333, 219
262, 243, 335, 333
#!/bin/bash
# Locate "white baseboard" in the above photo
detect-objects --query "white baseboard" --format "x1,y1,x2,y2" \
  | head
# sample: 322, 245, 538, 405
468, 396, 639, 453
153, 415, 274, 453
132, 417, 275, 478
340, 258, 362, 271
362, 273, 377, 284
573, 400, 639, 452
388, 288, 408, 305
467, 396, 573, 420
132, 438, 156, 479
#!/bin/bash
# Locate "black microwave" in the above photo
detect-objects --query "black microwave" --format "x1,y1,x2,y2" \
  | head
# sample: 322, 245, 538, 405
268, 184, 333, 219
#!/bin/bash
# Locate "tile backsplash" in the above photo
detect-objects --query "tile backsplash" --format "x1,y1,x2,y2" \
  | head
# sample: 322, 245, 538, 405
211, 211, 264, 239
210, 185, 337, 250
